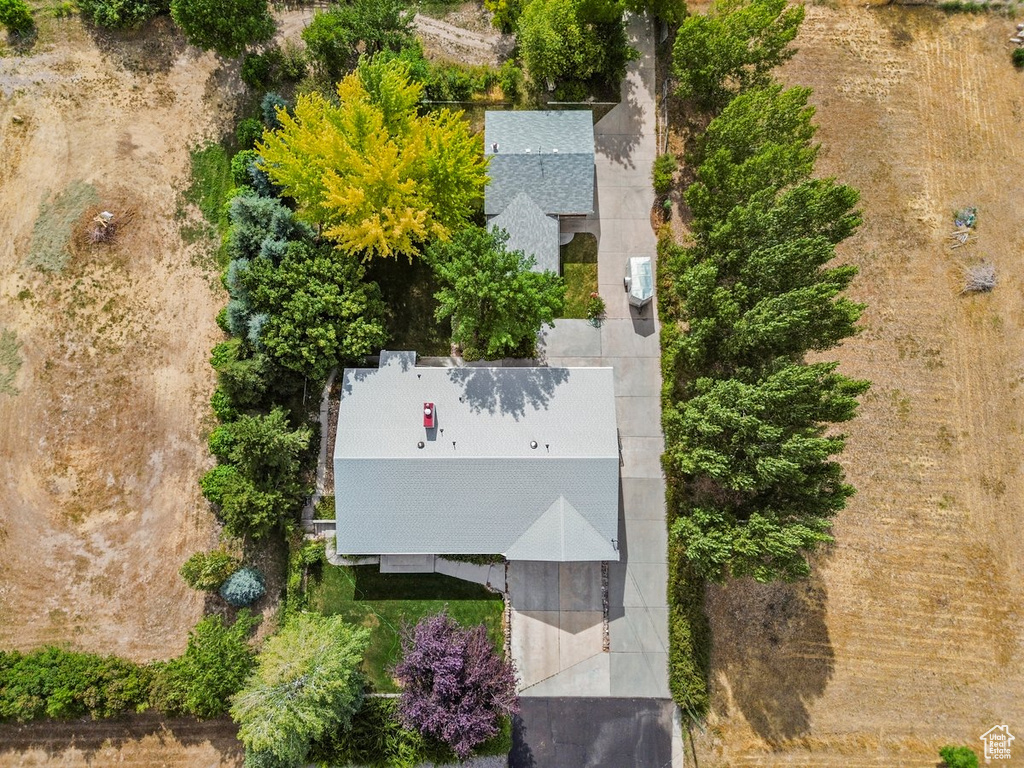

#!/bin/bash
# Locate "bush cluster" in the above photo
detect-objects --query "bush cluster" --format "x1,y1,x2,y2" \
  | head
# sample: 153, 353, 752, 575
652, 153, 678, 196
0, 0, 33, 33
77, 0, 166, 28
180, 549, 240, 591
0, 610, 256, 723
0, 648, 151, 721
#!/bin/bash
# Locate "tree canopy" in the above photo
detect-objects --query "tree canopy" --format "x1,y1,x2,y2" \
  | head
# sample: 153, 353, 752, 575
302, 0, 414, 79
429, 227, 564, 360
231, 614, 369, 768
395, 611, 518, 759
170, 0, 274, 57
242, 241, 388, 380
672, 0, 804, 110
257, 58, 487, 260
516, 0, 635, 93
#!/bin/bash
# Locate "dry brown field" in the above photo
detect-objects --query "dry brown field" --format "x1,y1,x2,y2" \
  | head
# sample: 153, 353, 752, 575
0, 11, 242, 766
689, 5, 1024, 766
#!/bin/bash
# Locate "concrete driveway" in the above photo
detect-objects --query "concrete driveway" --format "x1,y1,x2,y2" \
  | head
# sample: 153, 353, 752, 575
510, 12, 669, 701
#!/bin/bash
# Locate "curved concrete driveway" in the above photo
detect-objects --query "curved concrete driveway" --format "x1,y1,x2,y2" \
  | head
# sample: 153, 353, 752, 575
509, 12, 668, 700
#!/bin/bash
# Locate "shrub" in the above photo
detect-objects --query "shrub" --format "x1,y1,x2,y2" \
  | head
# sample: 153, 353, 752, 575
667, 535, 710, 719
939, 746, 979, 768
236, 119, 263, 150
652, 152, 678, 195
0, 0, 33, 32
261, 91, 289, 128
219, 566, 266, 606
231, 149, 259, 186
394, 611, 518, 759
211, 386, 238, 421
199, 463, 240, 505
241, 51, 272, 89
1014, 47, 1024, 68
498, 60, 524, 101
77, 0, 166, 28
180, 549, 240, 591
0, 648, 151, 721
585, 293, 606, 322
151, 611, 257, 718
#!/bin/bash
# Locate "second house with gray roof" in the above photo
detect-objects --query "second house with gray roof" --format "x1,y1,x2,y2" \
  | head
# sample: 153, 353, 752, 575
484, 110, 595, 275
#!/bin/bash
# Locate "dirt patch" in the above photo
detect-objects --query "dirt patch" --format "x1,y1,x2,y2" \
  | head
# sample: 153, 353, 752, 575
688, 5, 1024, 765
0, 11, 240, 669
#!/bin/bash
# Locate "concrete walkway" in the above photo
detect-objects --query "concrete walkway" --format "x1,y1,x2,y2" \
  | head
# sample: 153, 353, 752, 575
510, 12, 668, 700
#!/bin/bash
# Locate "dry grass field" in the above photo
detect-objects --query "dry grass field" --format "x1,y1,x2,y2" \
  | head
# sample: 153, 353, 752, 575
0, 11, 243, 767
689, 5, 1024, 766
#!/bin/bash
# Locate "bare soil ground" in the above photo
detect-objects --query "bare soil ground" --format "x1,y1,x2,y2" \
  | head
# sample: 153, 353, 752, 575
687, 5, 1024, 766
0, 8, 232, 688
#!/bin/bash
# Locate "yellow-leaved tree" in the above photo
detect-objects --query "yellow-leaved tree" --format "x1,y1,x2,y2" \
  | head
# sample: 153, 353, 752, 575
257, 58, 488, 260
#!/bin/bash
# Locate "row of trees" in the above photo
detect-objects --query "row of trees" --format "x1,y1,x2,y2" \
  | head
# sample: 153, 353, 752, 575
663, 0, 867, 585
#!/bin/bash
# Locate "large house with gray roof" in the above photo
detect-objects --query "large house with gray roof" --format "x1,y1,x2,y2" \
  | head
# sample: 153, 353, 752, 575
484, 110, 595, 275
333, 351, 620, 562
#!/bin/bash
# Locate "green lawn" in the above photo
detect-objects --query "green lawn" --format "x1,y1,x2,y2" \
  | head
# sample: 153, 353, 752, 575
560, 233, 599, 319
365, 256, 451, 357
307, 565, 505, 692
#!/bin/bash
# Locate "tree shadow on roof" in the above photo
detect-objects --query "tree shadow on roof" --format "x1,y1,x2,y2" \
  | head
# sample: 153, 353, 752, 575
446, 366, 570, 420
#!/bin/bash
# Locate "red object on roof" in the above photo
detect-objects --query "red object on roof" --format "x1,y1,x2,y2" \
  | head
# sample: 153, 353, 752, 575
423, 402, 435, 429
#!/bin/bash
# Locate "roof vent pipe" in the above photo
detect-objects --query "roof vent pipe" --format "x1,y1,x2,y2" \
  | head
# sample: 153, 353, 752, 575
492, 142, 499, 152
530, 441, 538, 449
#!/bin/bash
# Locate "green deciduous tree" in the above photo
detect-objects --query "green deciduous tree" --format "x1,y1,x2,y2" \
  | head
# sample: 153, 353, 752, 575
152, 611, 257, 718
242, 241, 387, 380
672, 0, 803, 110
664, 361, 869, 581
685, 84, 818, 226
257, 58, 487, 260
302, 0, 414, 79
430, 227, 565, 360
170, 0, 274, 57
231, 614, 370, 768
516, 0, 635, 92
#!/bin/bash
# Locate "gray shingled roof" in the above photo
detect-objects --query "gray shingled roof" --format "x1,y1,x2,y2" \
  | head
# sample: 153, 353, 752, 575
333, 353, 620, 562
484, 111, 595, 216
488, 192, 560, 275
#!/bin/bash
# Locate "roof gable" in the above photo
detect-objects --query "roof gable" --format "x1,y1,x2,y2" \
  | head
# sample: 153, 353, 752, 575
488, 192, 560, 274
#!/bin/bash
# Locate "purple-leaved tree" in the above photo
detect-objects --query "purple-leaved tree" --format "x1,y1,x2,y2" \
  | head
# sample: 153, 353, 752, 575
394, 610, 519, 759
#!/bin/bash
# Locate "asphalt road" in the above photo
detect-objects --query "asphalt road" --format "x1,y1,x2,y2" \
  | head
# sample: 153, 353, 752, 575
510, 697, 674, 768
